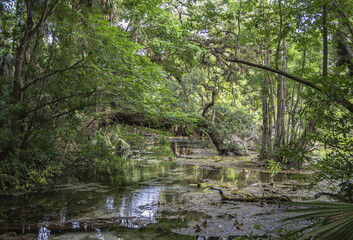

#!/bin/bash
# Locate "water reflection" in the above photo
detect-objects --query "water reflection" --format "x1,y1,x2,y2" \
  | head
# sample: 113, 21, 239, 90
116, 186, 161, 220
170, 138, 215, 157
0, 138, 303, 239
60, 207, 66, 222
38, 226, 50, 240
106, 196, 115, 212
260, 171, 301, 183
172, 141, 192, 156
72, 221, 80, 229
95, 228, 104, 240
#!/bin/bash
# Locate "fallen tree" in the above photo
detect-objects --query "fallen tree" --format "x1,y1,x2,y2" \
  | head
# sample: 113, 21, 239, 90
100, 111, 247, 156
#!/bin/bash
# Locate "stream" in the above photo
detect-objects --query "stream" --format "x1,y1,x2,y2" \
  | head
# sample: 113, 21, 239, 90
0, 138, 306, 240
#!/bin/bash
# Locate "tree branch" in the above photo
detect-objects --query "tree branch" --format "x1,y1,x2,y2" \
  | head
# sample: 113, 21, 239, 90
331, 0, 353, 38
28, 0, 61, 40
29, 102, 111, 136
202, 83, 217, 119
25, 90, 104, 115
22, 58, 85, 91
226, 57, 353, 114
226, 57, 322, 91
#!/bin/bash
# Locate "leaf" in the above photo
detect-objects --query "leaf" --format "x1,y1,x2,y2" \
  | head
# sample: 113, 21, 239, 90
285, 201, 353, 240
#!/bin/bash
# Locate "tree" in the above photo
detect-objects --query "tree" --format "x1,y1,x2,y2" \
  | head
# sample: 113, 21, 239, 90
0, 0, 170, 189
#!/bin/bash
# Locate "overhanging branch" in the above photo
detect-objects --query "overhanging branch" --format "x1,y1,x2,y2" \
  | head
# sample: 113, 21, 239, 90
22, 58, 85, 91
226, 57, 353, 114
227, 57, 322, 91
29, 102, 111, 135
25, 89, 105, 115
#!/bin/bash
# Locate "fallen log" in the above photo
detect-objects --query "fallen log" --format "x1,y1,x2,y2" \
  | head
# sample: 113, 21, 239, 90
0, 216, 151, 234
209, 187, 291, 202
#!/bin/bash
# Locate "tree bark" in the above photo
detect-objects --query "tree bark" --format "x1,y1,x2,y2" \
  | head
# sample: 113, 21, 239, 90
275, 41, 287, 161
201, 84, 217, 122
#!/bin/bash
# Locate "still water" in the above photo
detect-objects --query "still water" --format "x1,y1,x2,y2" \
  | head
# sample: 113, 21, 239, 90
0, 138, 296, 240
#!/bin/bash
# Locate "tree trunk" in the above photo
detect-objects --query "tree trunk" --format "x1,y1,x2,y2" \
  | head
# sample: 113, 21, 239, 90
323, 5, 328, 77
259, 78, 269, 160
274, 40, 287, 161
259, 48, 271, 161
289, 51, 305, 142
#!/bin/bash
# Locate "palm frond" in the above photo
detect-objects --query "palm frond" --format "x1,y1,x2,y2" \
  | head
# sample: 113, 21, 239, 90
284, 201, 353, 240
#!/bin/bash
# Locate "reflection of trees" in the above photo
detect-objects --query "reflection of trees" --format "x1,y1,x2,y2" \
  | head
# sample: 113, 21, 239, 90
0, 187, 106, 226
200, 167, 222, 180
172, 142, 180, 157
260, 172, 299, 183
116, 186, 161, 219
238, 169, 251, 182
0, 144, 207, 232
170, 138, 213, 157
260, 172, 272, 183
236, 169, 256, 188
171, 141, 192, 156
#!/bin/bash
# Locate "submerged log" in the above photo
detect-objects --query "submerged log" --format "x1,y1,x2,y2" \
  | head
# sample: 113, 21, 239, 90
0, 217, 150, 234
209, 187, 291, 202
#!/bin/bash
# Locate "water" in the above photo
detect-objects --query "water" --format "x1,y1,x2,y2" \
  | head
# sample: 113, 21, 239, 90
0, 138, 302, 240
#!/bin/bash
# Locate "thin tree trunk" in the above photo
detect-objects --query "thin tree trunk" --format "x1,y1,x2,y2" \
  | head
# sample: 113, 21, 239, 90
211, 90, 217, 123
290, 51, 305, 142
274, 0, 285, 160
260, 81, 269, 160
260, 49, 271, 160
323, 5, 328, 77
275, 40, 287, 161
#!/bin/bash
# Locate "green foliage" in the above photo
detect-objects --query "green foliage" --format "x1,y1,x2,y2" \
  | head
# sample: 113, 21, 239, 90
300, 92, 353, 201
274, 142, 312, 169
285, 201, 353, 240
0, 129, 61, 190
76, 128, 127, 172
214, 104, 256, 135
268, 159, 282, 176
